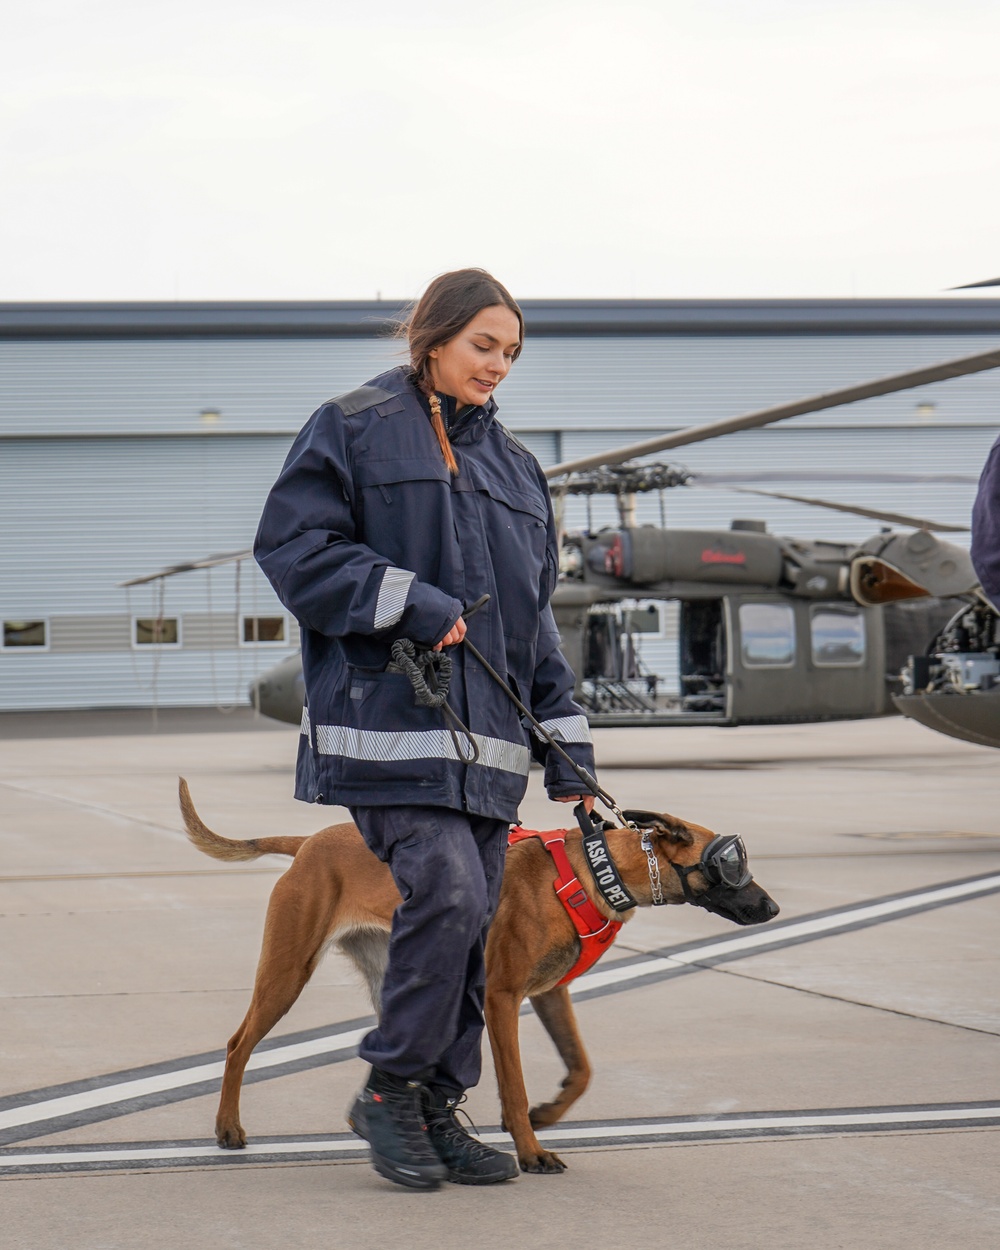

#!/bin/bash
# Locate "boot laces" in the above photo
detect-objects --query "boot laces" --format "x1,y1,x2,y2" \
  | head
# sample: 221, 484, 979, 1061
379, 1082, 434, 1151
425, 1095, 496, 1160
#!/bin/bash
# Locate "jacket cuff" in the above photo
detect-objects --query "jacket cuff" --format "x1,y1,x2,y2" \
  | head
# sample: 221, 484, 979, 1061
402, 579, 465, 648
544, 742, 597, 799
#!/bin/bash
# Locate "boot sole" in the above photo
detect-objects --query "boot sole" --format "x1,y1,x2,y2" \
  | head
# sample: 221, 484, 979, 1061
444, 1162, 519, 1185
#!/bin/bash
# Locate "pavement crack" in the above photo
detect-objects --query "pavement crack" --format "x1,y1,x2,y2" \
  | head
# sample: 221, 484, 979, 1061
0, 779, 184, 838
705, 963, 1000, 1038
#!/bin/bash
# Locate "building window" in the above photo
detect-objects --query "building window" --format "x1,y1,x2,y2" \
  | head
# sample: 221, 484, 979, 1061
739, 603, 796, 667
241, 615, 287, 645
810, 605, 866, 666
133, 617, 181, 647
622, 603, 663, 636
3, 619, 48, 650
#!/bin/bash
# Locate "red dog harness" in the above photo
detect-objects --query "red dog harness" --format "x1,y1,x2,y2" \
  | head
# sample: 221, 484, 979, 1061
508, 826, 623, 985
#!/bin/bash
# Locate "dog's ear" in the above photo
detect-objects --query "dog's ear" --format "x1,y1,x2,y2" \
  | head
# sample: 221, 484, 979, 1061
622, 808, 662, 828
622, 810, 695, 846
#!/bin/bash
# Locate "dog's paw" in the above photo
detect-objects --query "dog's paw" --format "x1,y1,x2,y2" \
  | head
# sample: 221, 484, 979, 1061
528, 1101, 563, 1129
519, 1149, 567, 1174
216, 1124, 247, 1149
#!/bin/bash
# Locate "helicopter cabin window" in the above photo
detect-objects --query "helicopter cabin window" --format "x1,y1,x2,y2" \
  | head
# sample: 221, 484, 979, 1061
810, 605, 866, 666
132, 617, 181, 647
241, 615, 287, 646
739, 603, 796, 667
2, 620, 48, 650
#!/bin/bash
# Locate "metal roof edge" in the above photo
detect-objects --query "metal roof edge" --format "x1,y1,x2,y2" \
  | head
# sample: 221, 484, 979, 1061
3, 298, 1000, 338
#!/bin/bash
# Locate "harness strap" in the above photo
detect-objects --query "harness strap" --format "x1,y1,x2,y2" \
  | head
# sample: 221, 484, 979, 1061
509, 826, 623, 985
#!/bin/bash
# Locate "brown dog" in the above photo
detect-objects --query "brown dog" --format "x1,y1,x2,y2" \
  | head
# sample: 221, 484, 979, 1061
179, 779, 778, 1173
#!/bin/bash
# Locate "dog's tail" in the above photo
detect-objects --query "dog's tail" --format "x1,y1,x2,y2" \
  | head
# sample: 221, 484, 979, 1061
179, 777, 307, 861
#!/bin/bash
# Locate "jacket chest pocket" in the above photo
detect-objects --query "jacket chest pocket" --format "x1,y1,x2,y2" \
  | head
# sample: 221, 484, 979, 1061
470, 475, 554, 630
354, 458, 453, 556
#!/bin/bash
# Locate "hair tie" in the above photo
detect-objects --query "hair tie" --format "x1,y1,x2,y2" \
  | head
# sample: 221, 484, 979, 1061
428, 392, 459, 475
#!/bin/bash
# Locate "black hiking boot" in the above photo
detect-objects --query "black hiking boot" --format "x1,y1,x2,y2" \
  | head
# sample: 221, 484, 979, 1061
422, 1087, 518, 1185
347, 1069, 448, 1191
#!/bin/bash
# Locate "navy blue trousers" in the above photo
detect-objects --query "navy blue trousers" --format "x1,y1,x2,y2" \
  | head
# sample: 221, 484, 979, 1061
350, 806, 509, 1093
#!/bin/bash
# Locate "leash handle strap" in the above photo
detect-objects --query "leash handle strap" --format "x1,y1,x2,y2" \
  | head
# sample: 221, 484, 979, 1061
508, 826, 623, 985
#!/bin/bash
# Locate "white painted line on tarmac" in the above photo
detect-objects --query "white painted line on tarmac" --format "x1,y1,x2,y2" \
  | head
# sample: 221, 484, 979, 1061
0, 1139, 362, 1171
0, 1028, 368, 1135
537, 1104, 1000, 1140
2, 1103, 998, 1174
574, 871, 1000, 995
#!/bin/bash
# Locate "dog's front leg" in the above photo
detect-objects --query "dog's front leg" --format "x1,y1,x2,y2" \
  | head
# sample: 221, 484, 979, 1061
525, 986, 591, 1129
485, 986, 566, 1174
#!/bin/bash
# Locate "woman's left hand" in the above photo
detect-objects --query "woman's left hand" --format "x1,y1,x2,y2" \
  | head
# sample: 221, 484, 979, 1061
553, 794, 595, 812
433, 615, 467, 652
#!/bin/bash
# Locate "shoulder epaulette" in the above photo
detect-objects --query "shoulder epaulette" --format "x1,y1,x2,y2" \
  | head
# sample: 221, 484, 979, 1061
326, 384, 397, 417
496, 421, 532, 456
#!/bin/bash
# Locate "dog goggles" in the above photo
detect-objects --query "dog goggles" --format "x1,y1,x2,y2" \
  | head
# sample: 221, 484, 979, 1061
670, 835, 752, 901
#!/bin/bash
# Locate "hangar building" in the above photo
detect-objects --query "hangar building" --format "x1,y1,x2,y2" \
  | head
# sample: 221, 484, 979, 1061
1, 298, 997, 711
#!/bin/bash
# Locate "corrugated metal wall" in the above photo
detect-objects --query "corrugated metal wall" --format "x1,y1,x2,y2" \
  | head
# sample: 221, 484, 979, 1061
1, 317, 996, 711
3, 333, 998, 434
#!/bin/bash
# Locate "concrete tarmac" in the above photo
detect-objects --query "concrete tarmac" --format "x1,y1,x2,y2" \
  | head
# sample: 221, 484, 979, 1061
1, 709, 998, 1249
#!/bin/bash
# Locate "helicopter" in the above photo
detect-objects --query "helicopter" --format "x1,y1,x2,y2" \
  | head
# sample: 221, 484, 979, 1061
124, 345, 1000, 748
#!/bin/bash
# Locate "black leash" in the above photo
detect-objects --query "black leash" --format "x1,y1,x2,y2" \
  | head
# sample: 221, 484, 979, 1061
394, 594, 660, 908
453, 598, 627, 820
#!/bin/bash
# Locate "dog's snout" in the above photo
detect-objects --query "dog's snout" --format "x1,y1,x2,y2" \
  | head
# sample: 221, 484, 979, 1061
764, 896, 780, 919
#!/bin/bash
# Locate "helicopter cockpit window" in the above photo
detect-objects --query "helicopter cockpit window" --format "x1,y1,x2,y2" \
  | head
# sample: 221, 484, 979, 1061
739, 603, 796, 667
809, 605, 866, 666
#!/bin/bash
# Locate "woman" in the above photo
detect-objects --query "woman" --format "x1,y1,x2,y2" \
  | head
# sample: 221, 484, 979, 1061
254, 269, 597, 1190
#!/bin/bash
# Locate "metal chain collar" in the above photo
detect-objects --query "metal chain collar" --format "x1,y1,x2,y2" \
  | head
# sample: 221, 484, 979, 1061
640, 829, 665, 906
594, 796, 666, 909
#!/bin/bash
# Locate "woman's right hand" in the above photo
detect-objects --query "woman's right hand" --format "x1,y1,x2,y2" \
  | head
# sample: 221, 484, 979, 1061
433, 615, 467, 651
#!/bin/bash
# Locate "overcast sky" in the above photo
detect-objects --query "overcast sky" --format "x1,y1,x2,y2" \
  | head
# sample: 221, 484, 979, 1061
4, 0, 999, 303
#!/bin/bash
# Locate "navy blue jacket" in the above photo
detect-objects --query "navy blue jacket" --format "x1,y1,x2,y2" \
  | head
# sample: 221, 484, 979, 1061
972, 432, 1000, 611
254, 366, 595, 822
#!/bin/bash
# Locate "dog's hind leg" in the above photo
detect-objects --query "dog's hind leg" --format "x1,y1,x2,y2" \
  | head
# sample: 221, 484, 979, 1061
215, 872, 333, 1149
525, 986, 591, 1129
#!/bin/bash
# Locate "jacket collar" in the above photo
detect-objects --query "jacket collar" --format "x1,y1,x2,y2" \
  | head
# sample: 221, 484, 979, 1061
381, 366, 497, 445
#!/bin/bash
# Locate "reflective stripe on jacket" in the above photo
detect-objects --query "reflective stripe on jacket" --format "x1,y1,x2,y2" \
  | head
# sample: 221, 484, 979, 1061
254, 366, 595, 821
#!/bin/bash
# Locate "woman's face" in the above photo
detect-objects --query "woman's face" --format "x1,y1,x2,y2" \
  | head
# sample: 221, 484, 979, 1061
427, 304, 521, 407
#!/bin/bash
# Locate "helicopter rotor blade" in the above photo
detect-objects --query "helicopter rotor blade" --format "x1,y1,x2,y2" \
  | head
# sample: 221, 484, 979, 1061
691, 470, 979, 486
119, 548, 253, 587
950, 277, 1000, 289
715, 485, 969, 532
544, 345, 1000, 479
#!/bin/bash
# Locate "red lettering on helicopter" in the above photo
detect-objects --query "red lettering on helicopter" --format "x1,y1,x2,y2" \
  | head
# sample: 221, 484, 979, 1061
701, 548, 747, 564
604, 535, 626, 577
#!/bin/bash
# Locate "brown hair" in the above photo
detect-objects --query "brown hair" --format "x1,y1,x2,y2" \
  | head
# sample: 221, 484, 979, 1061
405, 268, 524, 474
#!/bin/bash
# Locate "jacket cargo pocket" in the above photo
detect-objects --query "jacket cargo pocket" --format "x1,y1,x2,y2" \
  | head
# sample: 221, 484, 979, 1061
330, 666, 461, 790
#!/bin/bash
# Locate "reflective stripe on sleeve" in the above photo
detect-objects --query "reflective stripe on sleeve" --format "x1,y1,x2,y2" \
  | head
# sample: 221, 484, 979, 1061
534, 714, 593, 745
373, 567, 416, 629
313, 724, 531, 776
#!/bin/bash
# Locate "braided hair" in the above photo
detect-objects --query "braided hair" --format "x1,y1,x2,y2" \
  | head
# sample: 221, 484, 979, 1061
426, 391, 458, 475
404, 269, 524, 476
